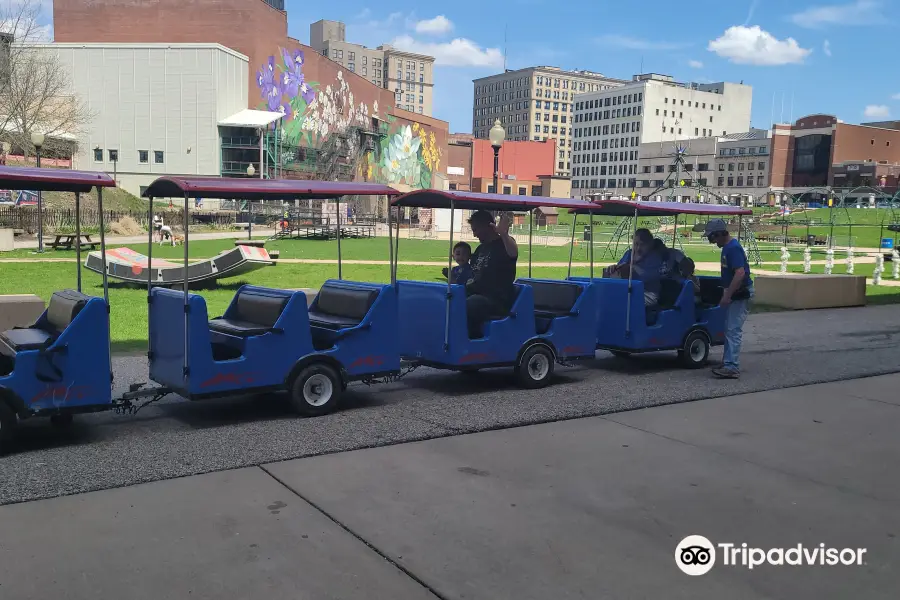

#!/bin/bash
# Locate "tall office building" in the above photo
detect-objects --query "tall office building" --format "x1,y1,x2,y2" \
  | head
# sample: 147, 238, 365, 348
310, 19, 435, 116
472, 66, 628, 177
571, 73, 752, 195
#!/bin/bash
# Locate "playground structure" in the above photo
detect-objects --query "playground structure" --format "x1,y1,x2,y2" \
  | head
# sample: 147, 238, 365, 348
85, 245, 277, 287
269, 206, 377, 241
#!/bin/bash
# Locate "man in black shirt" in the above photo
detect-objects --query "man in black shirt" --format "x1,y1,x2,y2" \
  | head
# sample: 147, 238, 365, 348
464, 210, 518, 338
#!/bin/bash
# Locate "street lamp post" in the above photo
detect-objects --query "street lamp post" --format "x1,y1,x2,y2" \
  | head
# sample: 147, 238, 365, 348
31, 132, 45, 253
489, 119, 505, 194
246, 164, 255, 239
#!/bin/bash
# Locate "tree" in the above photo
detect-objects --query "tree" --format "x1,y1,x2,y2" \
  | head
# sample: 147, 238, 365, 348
0, 0, 92, 159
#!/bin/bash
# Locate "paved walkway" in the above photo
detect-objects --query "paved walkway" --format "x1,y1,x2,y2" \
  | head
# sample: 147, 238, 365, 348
1, 374, 897, 599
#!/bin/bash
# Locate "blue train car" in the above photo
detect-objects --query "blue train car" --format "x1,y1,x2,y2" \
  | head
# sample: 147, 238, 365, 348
141, 177, 402, 416
392, 189, 599, 387
570, 199, 752, 367
0, 166, 116, 450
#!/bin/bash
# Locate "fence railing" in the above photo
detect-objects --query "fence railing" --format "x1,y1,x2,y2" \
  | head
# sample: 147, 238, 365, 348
0, 207, 246, 234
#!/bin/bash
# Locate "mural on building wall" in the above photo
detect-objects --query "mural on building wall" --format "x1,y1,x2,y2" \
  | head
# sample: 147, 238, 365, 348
255, 48, 441, 189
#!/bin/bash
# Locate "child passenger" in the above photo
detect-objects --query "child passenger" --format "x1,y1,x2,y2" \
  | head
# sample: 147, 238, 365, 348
442, 241, 474, 284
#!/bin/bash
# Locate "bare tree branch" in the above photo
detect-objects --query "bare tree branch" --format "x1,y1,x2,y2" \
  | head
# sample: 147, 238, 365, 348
0, 0, 91, 159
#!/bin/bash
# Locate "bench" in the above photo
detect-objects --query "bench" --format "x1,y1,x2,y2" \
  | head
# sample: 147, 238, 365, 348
47, 234, 99, 251
308, 284, 378, 331
0, 289, 89, 354
208, 288, 289, 337
523, 280, 583, 335
308, 284, 380, 350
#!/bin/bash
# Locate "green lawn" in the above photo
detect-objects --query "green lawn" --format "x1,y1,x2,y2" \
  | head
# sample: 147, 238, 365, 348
2, 234, 790, 266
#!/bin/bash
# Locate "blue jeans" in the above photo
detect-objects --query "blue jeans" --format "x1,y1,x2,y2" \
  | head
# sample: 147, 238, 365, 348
723, 292, 752, 370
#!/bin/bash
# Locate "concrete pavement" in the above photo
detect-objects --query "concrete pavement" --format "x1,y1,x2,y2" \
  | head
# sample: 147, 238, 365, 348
1, 374, 898, 599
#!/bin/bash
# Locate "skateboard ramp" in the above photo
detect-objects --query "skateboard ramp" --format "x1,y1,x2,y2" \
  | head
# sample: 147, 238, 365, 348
85, 245, 275, 286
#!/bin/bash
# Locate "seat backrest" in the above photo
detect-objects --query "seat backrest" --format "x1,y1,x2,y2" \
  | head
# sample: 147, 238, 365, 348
658, 279, 684, 309
233, 290, 289, 328
46, 289, 90, 332
526, 281, 583, 313
316, 285, 379, 320
698, 278, 723, 305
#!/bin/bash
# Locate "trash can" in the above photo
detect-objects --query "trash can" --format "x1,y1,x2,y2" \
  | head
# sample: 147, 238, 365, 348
881, 238, 894, 250
583, 226, 592, 242
807, 234, 816, 247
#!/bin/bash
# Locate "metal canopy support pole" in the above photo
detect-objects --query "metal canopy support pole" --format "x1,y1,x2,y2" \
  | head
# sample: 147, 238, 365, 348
625, 208, 638, 337
97, 185, 111, 385
589, 216, 594, 281
98, 188, 109, 305
387, 199, 395, 285
248, 199, 253, 240
444, 201, 455, 351
336, 197, 342, 280
75, 192, 82, 292
147, 195, 154, 357
566, 215, 577, 280
182, 192, 190, 383
528, 209, 534, 278
394, 205, 401, 281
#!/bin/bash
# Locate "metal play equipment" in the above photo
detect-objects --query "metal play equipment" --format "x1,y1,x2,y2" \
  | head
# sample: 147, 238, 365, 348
133, 177, 402, 416
0, 166, 116, 449
570, 199, 752, 367
391, 189, 599, 388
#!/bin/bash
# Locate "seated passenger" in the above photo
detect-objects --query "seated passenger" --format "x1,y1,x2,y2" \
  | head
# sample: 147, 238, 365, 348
464, 210, 518, 338
441, 241, 474, 284
603, 228, 662, 307
654, 238, 686, 283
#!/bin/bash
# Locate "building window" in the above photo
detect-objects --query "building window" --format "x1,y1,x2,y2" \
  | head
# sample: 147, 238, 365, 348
93, 148, 103, 162
108, 149, 118, 162
718, 177, 725, 186
139, 150, 149, 163
154, 151, 164, 164
518, 186, 527, 195
758, 162, 765, 170
419, 95, 423, 104
362, 67, 367, 76
727, 177, 734, 186
727, 163, 735, 171
757, 176, 765, 186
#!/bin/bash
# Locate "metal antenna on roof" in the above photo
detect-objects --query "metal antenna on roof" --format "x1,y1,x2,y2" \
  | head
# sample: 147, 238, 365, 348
503, 24, 508, 71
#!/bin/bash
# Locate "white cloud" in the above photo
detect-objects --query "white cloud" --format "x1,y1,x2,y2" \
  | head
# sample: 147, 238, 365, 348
688, 59, 704, 69
892, 93, 900, 100
595, 34, 688, 51
414, 15, 453, 35
707, 26, 812, 66
391, 35, 503, 67
790, 0, 885, 28
864, 105, 891, 119
823, 39, 832, 56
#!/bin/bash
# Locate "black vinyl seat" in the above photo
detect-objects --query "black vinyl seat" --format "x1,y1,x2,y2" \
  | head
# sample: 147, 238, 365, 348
209, 290, 288, 337
309, 285, 378, 331
526, 281, 583, 319
0, 289, 90, 353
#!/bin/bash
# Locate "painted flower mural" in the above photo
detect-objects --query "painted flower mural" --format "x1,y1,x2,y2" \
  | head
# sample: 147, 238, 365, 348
255, 49, 443, 190
377, 122, 442, 189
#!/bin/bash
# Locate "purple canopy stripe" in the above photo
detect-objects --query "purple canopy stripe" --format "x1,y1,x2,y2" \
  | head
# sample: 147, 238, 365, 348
142, 177, 401, 201
0, 166, 115, 193
570, 199, 753, 217
393, 189, 597, 212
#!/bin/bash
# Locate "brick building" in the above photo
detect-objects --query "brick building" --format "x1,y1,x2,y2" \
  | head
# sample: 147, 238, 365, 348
50, 0, 450, 196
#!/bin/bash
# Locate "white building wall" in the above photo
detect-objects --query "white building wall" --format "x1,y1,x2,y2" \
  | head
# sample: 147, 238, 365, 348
571, 75, 753, 197
38, 43, 248, 197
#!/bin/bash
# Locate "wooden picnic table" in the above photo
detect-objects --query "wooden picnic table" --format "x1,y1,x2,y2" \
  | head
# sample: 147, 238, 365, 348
46, 234, 100, 251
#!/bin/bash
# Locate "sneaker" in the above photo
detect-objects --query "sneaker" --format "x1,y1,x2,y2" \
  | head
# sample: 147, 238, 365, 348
712, 367, 740, 379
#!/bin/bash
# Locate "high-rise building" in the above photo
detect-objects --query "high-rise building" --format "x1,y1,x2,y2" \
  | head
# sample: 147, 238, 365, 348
309, 19, 435, 116
472, 66, 628, 177
571, 73, 752, 196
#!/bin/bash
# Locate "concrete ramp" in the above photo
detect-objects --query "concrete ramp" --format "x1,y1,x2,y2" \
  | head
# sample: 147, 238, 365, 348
85, 245, 275, 286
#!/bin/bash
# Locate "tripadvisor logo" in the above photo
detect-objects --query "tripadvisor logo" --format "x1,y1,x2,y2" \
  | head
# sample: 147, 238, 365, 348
675, 535, 867, 575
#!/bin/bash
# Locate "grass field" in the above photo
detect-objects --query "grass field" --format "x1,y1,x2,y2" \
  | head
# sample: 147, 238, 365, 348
1, 234, 790, 265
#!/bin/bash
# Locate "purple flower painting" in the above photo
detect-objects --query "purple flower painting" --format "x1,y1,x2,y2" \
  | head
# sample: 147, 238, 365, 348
256, 47, 319, 142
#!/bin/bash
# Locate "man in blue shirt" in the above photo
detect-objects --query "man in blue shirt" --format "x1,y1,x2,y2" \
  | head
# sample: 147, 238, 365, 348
705, 218, 753, 379
604, 228, 663, 306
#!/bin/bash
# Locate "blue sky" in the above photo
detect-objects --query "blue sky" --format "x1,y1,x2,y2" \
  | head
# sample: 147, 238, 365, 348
36, 0, 896, 133
280, 0, 898, 133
